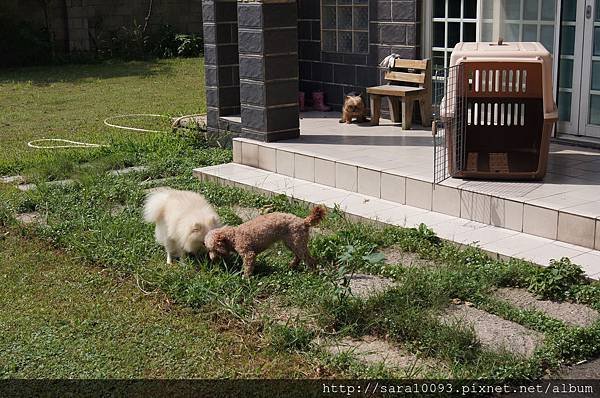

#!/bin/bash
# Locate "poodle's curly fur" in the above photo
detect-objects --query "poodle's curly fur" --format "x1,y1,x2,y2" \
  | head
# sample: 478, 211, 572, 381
204, 206, 326, 277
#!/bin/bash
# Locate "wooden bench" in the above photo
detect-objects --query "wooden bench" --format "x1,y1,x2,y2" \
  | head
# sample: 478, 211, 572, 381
367, 58, 432, 130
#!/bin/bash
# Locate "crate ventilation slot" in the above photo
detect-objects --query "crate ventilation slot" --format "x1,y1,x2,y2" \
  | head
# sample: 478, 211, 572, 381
467, 102, 526, 126
470, 69, 528, 93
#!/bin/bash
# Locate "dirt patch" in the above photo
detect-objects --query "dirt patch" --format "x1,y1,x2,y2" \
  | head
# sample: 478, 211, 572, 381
321, 335, 438, 375
343, 273, 396, 299
440, 304, 543, 358
15, 212, 45, 225
494, 287, 600, 328
379, 246, 436, 268
554, 358, 600, 379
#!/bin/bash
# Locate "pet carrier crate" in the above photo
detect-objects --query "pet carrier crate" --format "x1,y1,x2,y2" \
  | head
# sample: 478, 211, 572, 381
436, 41, 558, 181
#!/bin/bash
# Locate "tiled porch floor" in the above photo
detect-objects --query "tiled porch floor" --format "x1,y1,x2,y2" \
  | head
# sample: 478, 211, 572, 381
232, 112, 600, 251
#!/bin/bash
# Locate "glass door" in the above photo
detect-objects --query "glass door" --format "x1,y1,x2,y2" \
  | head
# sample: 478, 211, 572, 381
577, 0, 600, 137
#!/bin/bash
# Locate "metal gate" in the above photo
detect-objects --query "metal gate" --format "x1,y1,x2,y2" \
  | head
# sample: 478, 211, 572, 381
432, 63, 467, 184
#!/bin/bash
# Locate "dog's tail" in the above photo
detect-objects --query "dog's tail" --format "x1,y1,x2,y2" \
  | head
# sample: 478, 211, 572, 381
143, 189, 171, 223
304, 206, 326, 226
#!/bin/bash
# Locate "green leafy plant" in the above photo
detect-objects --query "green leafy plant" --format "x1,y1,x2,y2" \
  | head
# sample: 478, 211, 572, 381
175, 34, 203, 57
528, 257, 587, 301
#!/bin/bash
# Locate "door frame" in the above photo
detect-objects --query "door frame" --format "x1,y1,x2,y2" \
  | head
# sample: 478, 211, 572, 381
576, 0, 600, 137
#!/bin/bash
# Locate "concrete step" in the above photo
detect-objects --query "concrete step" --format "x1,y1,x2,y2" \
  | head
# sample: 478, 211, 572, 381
193, 163, 600, 280
232, 137, 600, 252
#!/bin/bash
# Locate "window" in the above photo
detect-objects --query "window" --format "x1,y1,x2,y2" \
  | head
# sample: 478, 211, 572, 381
495, 0, 556, 53
429, 1, 559, 70
321, 0, 369, 54
432, 0, 478, 70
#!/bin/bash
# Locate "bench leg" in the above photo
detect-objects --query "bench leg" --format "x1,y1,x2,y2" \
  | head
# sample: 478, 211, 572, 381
388, 97, 400, 123
402, 99, 414, 130
370, 95, 381, 126
419, 97, 432, 127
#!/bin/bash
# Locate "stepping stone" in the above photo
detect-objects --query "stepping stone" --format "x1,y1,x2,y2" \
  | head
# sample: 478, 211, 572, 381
256, 298, 319, 329
47, 179, 74, 187
15, 212, 44, 225
554, 358, 600, 379
17, 183, 36, 192
440, 304, 543, 358
110, 205, 126, 216
108, 166, 149, 176
139, 177, 174, 187
380, 246, 436, 268
232, 205, 261, 223
0, 175, 24, 184
18, 179, 74, 192
494, 287, 600, 328
321, 335, 437, 374
143, 187, 168, 194
343, 273, 396, 299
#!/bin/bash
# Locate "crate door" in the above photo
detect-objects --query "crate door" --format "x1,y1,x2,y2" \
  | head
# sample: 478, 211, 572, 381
432, 63, 467, 184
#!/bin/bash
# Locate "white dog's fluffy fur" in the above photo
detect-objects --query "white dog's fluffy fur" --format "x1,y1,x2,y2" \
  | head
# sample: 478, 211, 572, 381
143, 188, 220, 264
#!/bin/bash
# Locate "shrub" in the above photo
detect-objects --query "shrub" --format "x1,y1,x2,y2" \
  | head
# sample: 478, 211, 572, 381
0, 17, 52, 67
528, 257, 587, 301
98, 23, 203, 60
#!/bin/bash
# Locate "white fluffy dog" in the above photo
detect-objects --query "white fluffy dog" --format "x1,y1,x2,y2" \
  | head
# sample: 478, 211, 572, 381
143, 188, 221, 264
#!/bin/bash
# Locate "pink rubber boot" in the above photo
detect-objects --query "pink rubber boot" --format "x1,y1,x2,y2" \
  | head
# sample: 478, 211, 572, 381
298, 91, 306, 112
311, 91, 331, 112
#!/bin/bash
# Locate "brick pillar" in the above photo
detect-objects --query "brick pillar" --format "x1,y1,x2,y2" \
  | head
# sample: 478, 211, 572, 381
203, 0, 241, 134
238, 0, 299, 142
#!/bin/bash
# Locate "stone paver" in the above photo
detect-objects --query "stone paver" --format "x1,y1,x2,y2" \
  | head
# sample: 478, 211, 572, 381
555, 358, 600, 379
494, 287, 600, 328
440, 304, 543, 358
139, 177, 174, 187
0, 175, 24, 184
343, 273, 396, 299
17, 184, 36, 192
321, 335, 437, 375
232, 205, 261, 223
17, 179, 74, 192
380, 246, 436, 268
15, 212, 44, 225
108, 166, 149, 176
256, 298, 320, 329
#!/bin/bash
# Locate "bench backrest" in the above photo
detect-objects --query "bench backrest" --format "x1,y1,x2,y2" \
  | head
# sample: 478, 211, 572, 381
385, 59, 431, 91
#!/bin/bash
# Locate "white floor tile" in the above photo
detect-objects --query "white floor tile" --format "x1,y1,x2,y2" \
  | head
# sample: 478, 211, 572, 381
570, 252, 600, 277
514, 243, 589, 268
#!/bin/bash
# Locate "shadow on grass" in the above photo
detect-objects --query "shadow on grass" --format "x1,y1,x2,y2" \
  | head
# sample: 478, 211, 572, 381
0, 59, 174, 85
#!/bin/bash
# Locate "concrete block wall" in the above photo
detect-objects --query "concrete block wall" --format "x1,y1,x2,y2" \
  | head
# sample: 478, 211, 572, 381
5, 0, 204, 53
237, 0, 300, 142
203, 0, 240, 134
297, 0, 421, 110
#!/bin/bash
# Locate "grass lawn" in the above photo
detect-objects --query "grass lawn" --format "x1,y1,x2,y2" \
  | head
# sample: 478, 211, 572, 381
0, 58, 205, 175
1, 58, 600, 380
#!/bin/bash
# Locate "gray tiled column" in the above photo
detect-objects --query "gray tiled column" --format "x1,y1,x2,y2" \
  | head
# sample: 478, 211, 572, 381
238, 0, 300, 142
203, 0, 241, 133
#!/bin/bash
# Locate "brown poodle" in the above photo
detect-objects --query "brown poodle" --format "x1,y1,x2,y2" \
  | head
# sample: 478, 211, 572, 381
204, 206, 326, 277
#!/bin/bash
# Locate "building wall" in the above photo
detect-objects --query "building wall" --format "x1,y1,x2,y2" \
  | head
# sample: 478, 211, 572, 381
297, 0, 421, 110
2, 0, 203, 53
